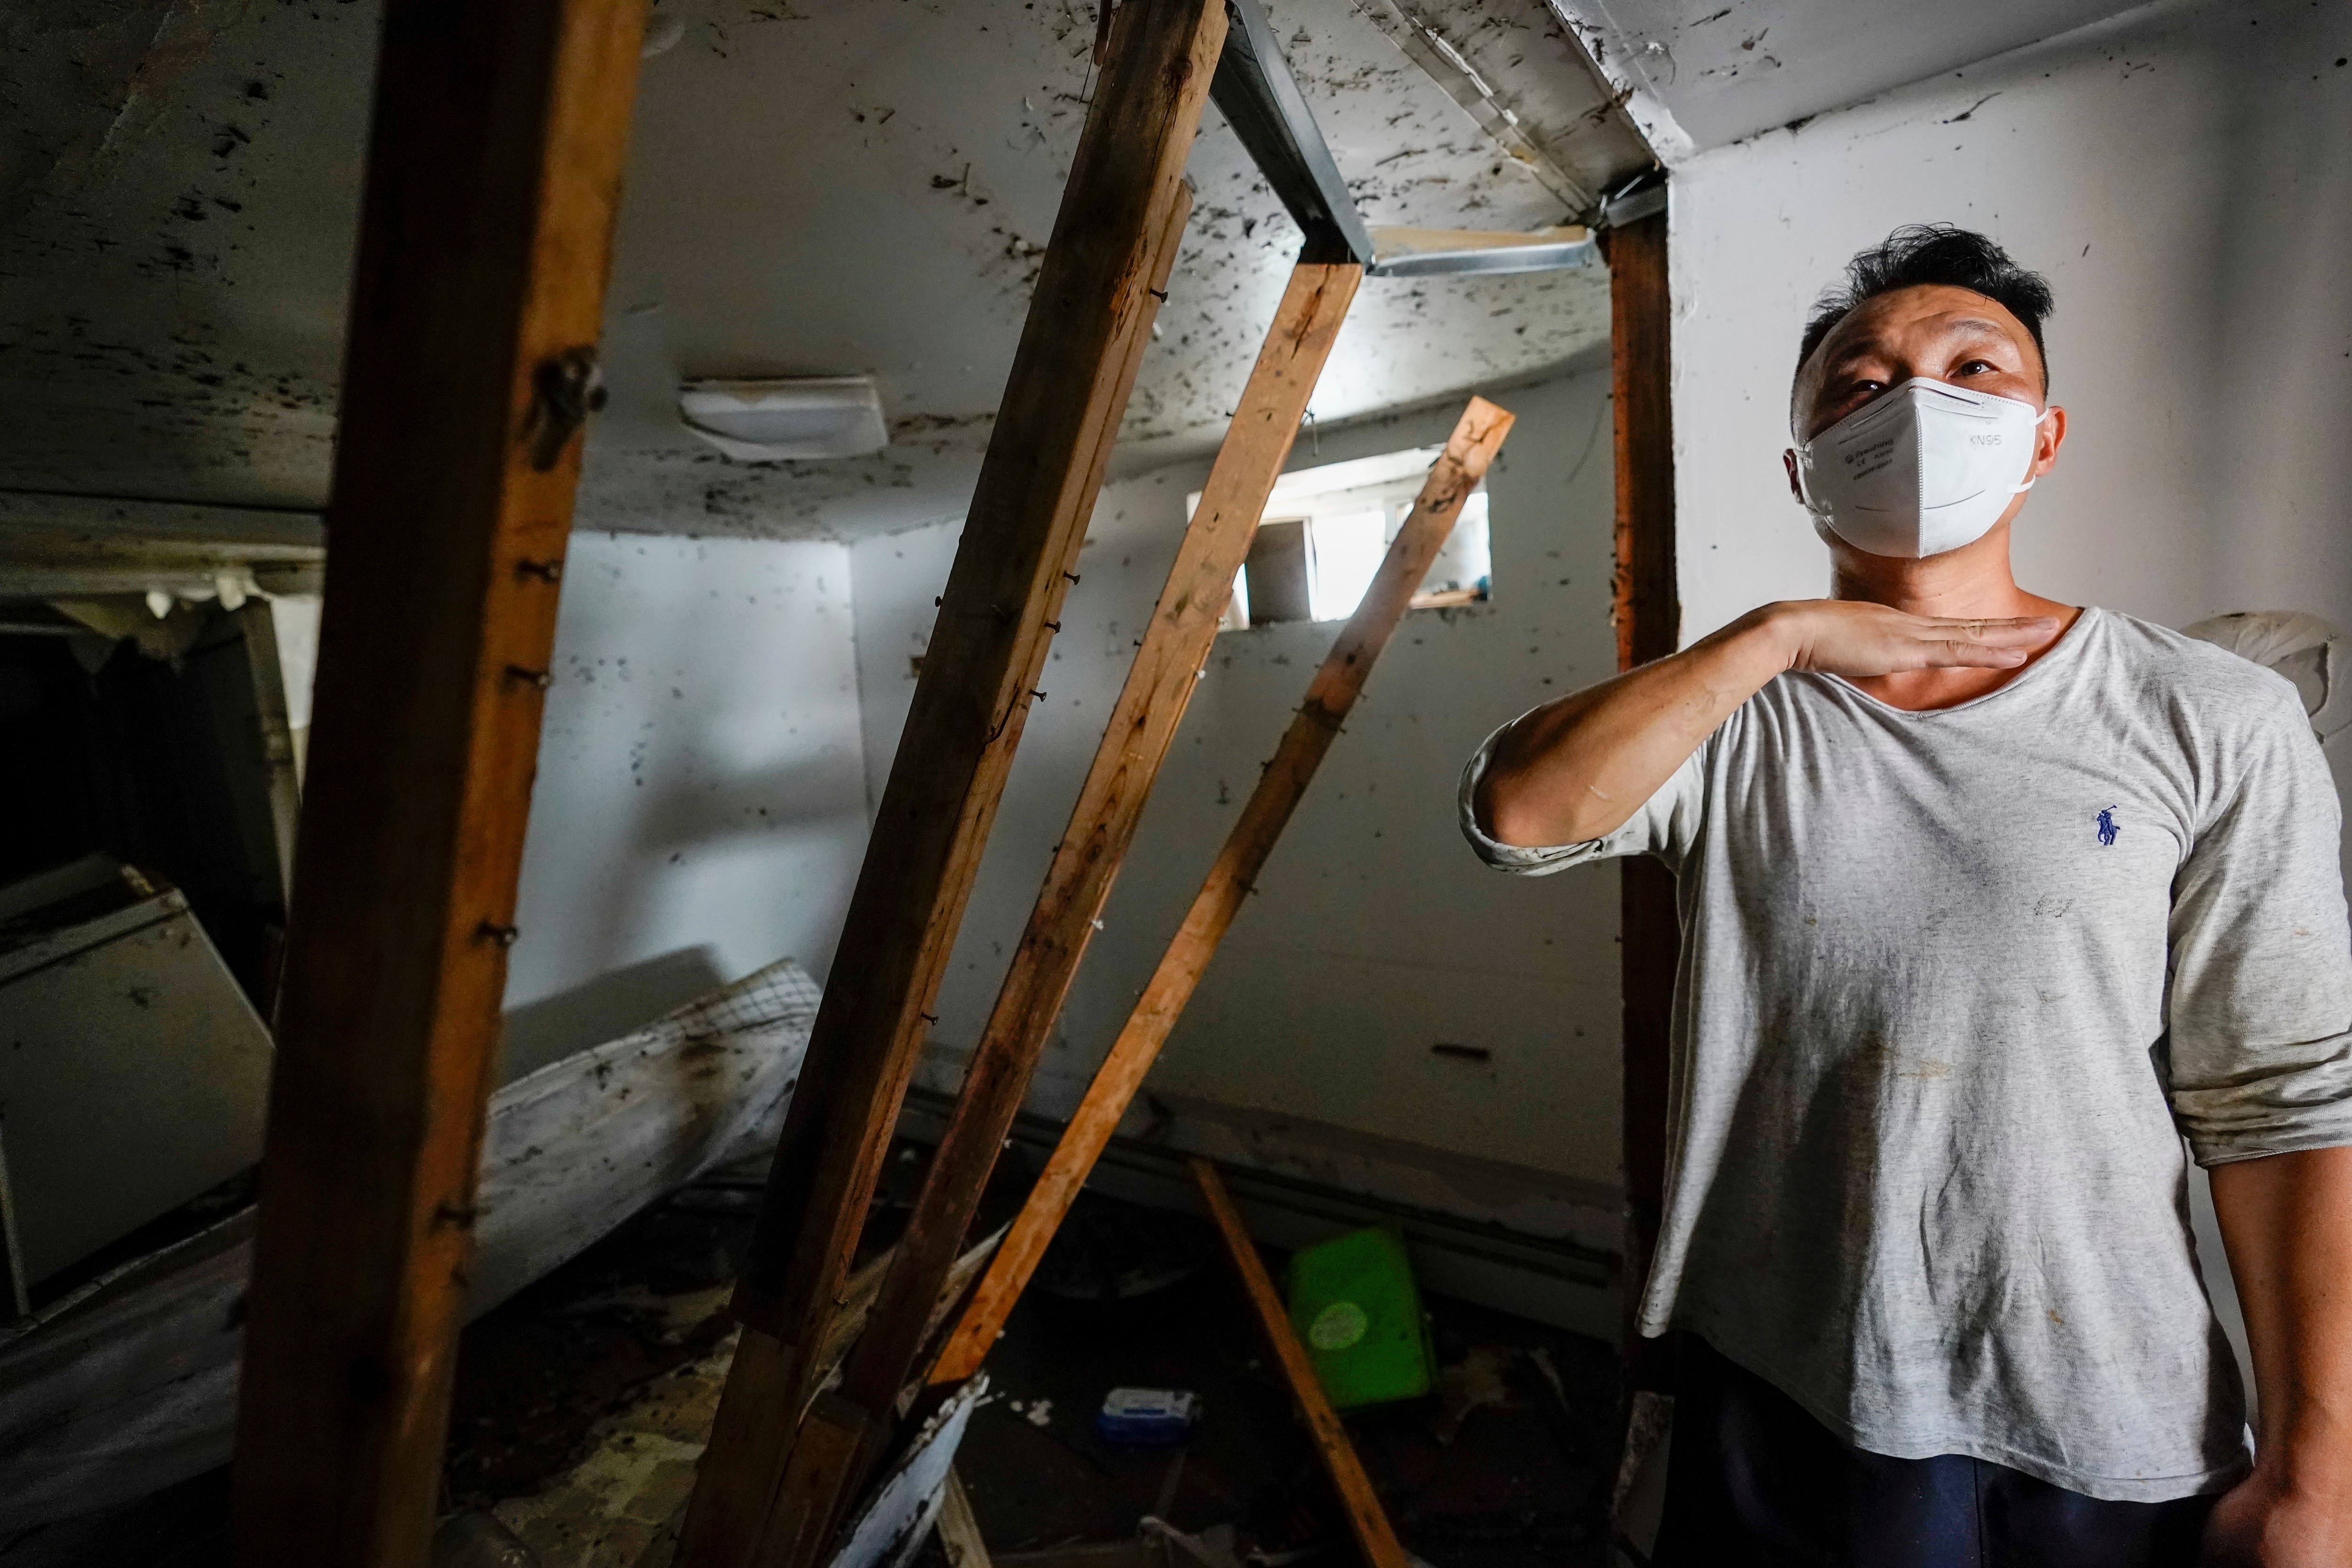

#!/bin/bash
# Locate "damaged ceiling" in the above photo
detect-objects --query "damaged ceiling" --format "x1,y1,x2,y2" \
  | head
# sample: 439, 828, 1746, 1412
1555, 0, 2155, 151
0, 0, 1649, 542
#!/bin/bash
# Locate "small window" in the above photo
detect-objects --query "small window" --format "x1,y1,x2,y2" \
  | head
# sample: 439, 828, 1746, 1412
1192, 447, 1492, 632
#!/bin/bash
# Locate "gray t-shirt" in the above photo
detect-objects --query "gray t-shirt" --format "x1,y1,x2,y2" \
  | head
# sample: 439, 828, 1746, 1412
1461, 607, 2352, 1501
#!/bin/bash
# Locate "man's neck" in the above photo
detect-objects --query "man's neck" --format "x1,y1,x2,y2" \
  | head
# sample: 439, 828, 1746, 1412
1828, 521, 2081, 712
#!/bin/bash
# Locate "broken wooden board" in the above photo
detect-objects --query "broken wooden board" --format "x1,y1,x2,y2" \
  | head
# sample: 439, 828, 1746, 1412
931, 397, 1516, 1385
1189, 1158, 1409, 1568
0, 959, 818, 1534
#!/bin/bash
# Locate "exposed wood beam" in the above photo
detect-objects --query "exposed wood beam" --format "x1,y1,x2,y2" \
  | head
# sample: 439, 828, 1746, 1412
746, 167, 1201, 1568
930, 397, 1516, 1386
673, 4, 1224, 1561
1604, 209, 1678, 1401
1190, 1157, 1411, 1568
227, 0, 649, 1562
686, 165, 1194, 1568
759, 258, 1361, 1533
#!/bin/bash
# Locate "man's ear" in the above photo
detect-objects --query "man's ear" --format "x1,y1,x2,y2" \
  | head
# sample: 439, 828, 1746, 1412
1783, 448, 1806, 505
2032, 405, 2068, 478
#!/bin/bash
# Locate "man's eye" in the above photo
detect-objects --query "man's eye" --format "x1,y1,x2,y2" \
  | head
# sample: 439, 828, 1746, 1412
1957, 359, 1995, 374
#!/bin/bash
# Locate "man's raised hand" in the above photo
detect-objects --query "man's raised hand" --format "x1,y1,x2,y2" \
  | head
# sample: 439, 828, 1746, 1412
1756, 599, 2062, 679
1480, 595, 2069, 849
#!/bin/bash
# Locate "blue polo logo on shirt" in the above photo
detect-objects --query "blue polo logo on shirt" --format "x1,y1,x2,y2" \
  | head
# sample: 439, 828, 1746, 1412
2096, 806, 2121, 846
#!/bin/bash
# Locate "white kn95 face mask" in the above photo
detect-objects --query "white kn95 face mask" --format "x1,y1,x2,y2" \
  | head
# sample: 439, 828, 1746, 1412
1794, 377, 2052, 559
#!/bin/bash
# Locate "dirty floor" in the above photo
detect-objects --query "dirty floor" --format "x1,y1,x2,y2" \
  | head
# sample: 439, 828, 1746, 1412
0, 1143, 1619, 1568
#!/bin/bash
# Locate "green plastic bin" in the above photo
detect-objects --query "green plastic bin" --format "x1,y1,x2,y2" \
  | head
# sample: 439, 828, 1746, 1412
1284, 1225, 1434, 1410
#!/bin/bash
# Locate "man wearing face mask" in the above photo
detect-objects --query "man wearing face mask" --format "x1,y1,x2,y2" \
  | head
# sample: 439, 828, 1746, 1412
1462, 226, 2352, 1565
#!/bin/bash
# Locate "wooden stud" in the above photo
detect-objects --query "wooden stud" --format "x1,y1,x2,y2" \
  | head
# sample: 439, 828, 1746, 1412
696, 167, 1193, 1568
1609, 212, 1677, 678
1604, 210, 1679, 1396
784, 258, 1362, 1522
675, 4, 1223, 1562
931, 397, 1515, 1386
1188, 1157, 1411, 1568
227, 0, 648, 1562
742, 175, 1205, 1568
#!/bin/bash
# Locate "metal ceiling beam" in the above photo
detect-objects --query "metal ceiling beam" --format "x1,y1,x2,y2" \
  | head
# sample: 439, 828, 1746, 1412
1367, 224, 1597, 279
1211, 0, 1377, 266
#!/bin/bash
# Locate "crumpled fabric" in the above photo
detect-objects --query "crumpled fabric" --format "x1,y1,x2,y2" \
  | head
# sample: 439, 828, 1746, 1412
2182, 610, 2347, 742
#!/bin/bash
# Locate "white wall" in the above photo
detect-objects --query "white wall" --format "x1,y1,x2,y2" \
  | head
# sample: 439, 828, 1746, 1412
1666, 0, 2352, 878
500, 532, 868, 1080
851, 365, 1626, 1203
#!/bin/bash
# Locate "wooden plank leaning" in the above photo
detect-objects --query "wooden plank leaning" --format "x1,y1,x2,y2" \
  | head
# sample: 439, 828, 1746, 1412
1191, 1157, 1412, 1568
746, 179, 1217, 1568
227, 0, 651, 1563
672, 3, 1225, 1563
689, 174, 1193, 1568
931, 396, 1516, 1387
769, 257, 1362, 1542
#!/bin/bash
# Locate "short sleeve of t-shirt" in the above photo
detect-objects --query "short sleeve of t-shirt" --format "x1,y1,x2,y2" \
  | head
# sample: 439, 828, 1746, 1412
1457, 713, 1712, 876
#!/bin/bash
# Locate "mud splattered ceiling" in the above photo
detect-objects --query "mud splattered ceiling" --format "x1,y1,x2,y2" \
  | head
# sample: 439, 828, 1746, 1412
1558, 0, 2153, 151
0, 0, 1650, 540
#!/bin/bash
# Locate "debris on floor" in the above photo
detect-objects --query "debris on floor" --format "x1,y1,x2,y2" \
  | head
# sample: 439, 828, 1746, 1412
0, 959, 820, 1539
0, 1149, 1616, 1568
1096, 1388, 1200, 1447
484, 1335, 732, 1567
954, 1186, 1616, 1568
432, 1511, 540, 1568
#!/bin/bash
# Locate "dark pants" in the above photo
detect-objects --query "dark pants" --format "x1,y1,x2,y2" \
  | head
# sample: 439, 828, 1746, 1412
1651, 1338, 2221, 1568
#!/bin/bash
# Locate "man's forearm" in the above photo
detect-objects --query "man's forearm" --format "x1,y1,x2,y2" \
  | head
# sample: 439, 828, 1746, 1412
1475, 599, 2063, 848
1476, 612, 1791, 847
2210, 1146, 2352, 1490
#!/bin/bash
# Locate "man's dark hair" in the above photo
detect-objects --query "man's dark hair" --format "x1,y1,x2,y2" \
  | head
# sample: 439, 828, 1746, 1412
1797, 225, 2056, 386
